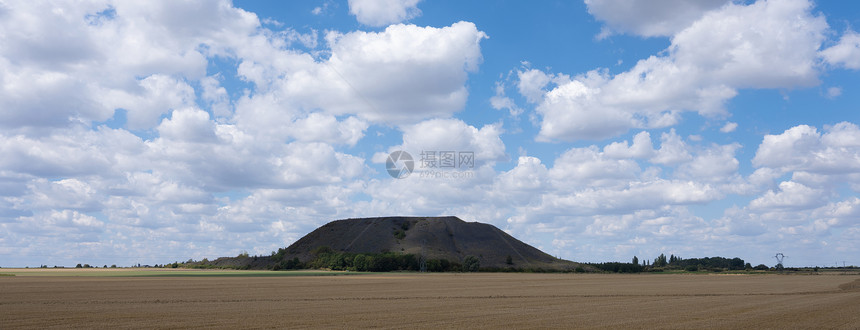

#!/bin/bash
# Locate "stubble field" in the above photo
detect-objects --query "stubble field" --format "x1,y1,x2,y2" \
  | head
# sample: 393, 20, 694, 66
1, 269, 859, 329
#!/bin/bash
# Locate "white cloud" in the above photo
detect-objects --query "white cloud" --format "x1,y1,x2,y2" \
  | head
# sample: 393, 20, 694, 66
289, 113, 368, 146
676, 143, 741, 183
0, 0, 260, 133
529, 0, 828, 141
650, 129, 692, 165
753, 123, 860, 174
489, 82, 522, 116
670, 0, 826, 89
720, 122, 738, 133
549, 146, 641, 188
399, 118, 506, 164
156, 108, 218, 143
200, 75, 232, 118
750, 181, 827, 211
348, 0, 422, 27
495, 156, 548, 193
585, 0, 728, 38
826, 87, 843, 99
603, 131, 655, 159
0, 127, 143, 178
821, 30, 860, 69
517, 68, 553, 103
254, 22, 488, 125
531, 180, 720, 218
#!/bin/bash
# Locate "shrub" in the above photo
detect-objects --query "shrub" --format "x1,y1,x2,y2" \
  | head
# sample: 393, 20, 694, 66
589, 262, 642, 273
353, 255, 367, 271
464, 255, 480, 272
311, 246, 333, 256
685, 265, 699, 272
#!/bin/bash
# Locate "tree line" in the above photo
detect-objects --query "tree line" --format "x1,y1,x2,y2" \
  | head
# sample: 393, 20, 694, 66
270, 246, 480, 272
589, 254, 751, 273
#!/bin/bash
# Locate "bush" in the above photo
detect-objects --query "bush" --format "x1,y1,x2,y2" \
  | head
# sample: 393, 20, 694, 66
353, 255, 367, 271
685, 265, 699, 272
589, 262, 642, 273
464, 255, 480, 272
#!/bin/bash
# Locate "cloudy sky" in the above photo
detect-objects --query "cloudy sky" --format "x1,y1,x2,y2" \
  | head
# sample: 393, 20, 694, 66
2, 0, 859, 267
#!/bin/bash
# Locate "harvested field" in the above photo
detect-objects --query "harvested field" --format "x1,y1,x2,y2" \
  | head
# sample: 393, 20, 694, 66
1, 270, 859, 329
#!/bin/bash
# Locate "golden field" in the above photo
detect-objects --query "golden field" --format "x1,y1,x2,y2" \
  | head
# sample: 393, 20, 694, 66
1, 269, 859, 329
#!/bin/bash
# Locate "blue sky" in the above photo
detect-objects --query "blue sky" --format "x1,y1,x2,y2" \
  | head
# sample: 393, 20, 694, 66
1, 0, 859, 268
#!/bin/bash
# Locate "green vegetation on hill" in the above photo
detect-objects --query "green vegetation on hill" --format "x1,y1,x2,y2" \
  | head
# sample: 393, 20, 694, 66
270, 245, 474, 272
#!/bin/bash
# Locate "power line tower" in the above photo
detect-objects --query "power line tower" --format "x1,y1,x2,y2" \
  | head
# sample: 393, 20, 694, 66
774, 253, 786, 270
419, 238, 427, 272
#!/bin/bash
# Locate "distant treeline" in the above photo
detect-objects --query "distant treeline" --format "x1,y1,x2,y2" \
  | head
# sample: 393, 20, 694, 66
589, 254, 750, 273
270, 246, 478, 272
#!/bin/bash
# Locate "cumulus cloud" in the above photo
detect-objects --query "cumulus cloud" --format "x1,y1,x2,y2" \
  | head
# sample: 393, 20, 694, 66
0, 0, 260, 133
821, 30, 860, 69
585, 0, 728, 38
752, 122, 860, 174
603, 131, 655, 159
650, 129, 692, 165
749, 181, 827, 210
240, 22, 487, 125
379, 118, 507, 166
348, 0, 422, 27
708, 122, 860, 260
288, 113, 368, 147
527, 0, 828, 141
676, 143, 741, 183
495, 156, 548, 193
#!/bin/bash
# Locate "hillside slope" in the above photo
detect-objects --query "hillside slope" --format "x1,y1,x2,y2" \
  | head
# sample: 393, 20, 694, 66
279, 216, 577, 270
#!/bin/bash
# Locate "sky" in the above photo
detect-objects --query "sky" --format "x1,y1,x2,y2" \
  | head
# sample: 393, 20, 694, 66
1, 0, 859, 268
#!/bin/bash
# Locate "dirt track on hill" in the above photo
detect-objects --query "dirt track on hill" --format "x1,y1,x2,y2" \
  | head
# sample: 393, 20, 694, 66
2, 273, 859, 328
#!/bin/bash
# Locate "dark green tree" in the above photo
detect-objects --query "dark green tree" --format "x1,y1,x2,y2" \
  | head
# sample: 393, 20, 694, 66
464, 255, 480, 272
353, 254, 367, 271
654, 253, 668, 267
632, 256, 639, 265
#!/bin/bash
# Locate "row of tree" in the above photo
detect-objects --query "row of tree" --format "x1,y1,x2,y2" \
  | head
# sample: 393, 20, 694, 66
270, 246, 481, 272
631, 254, 747, 270
590, 254, 751, 273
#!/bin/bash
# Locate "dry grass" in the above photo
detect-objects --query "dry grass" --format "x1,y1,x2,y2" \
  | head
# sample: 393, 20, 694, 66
2, 271, 859, 329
